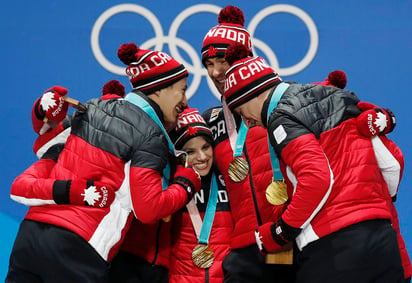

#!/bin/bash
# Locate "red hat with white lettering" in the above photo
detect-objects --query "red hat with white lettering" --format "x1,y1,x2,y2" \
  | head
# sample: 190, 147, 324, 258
170, 108, 213, 149
117, 43, 188, 95
201, 5, 252, 65
224, 43, 281, 110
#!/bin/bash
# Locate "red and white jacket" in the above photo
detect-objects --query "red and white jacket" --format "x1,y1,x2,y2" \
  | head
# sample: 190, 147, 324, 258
263, 83, 404, 250
203, 107, 285, 250
10, 91, 189, 262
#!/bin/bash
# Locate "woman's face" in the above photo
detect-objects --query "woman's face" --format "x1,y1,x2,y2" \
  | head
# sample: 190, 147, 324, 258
181, 136, 214, 177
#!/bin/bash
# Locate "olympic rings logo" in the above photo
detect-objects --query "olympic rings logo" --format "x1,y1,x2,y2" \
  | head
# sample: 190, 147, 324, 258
91, 4, 318, 100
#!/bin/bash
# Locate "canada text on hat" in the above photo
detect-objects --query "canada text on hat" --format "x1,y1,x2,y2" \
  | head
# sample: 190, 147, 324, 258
201, 5, 252, 64
171, 108, 213, 149
224, 43, 281, 110
117, 42, 188, 95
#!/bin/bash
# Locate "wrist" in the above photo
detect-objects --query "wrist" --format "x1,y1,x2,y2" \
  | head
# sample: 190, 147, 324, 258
52, 180, 71, 204
172, 176, 195, 202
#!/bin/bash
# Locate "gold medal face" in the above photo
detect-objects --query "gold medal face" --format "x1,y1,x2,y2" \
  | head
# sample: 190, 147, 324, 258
228, 157, 249, 182
266, 180, 288, 205
192, 244, 214, 269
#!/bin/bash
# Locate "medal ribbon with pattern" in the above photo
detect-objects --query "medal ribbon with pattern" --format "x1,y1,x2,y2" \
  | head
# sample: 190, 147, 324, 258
191, 173, 219, 269
265, 83, 290, 205
222, 97, 250, 183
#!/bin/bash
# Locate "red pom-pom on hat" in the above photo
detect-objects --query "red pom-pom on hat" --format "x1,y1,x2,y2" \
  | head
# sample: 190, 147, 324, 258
102, 80, 125, 97
225, 43, 251, 65
312, 70, 347, 89
328, 70, 347, 89
218, 5, 245, 25
117, 43, 139, 65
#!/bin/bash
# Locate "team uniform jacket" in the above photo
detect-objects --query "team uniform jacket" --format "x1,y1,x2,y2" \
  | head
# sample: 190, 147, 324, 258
203, 106, 285, 249
169, 167, 233, 283
30, 93, 172, 269
262, 83, 404, 250
10, 91, 189, 262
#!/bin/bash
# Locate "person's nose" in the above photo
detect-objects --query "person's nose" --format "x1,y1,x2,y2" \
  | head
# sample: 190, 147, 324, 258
182, 96, 188, 108
198, 150, 207, 161
212, 65, 224, 79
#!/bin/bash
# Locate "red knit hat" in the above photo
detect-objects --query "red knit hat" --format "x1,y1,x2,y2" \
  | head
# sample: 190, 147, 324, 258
201, 5, 252, 65
223, 43, 281, 110
170, 108, 213, 150
117, 43, 188, 95
312, 70, 347, 89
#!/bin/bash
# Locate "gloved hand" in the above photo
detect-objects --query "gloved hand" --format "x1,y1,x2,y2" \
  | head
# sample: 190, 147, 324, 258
255, 222, 283, 255
171, 164, 201, 203
356, 101, 396, 137
39, 86, 69, 122
53, 179, 115, 208
255, 217, 299, 255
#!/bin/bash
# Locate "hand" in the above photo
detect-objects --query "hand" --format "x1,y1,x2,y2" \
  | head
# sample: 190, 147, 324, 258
356, 104, 396, 137
53, 179, 115, 208
255, 222, 283, 255
255, 216, 299, 255
171, 164, 201, 203
40, 86, 69, 122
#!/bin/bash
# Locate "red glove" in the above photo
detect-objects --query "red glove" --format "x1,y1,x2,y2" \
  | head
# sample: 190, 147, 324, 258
53, 179, 115, 208
39, 86, 69, 122
171, 164, 201, 203
255, 222, 283, 255
255, 217, 299, 255
356, 102, 396, 137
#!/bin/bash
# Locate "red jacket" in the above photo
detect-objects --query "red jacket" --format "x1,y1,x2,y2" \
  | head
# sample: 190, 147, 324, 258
169, 169, 233, 283
203, 107, 285, 249
265, 83, 403, 250
11, 92, 189, 262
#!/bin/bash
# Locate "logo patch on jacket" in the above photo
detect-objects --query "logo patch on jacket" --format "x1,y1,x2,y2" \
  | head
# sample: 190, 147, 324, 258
273, 125, 287, 144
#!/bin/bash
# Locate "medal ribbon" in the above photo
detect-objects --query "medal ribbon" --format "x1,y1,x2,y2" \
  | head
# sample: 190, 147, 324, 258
188, 173, 219, 245
233, 121, 249, 158
125, 92, 175, 188
199, 173, 219, 244
222, 97, 249, 157
267, 83, 290, 180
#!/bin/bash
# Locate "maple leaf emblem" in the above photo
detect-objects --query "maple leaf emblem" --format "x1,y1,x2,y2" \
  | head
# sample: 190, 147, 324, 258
255, 230, 264, 251
187, 126, 198, 136
81, 185, 101, 206
40, 91, 57, 111
374, 112, 388, 132
207, 45, 217, 57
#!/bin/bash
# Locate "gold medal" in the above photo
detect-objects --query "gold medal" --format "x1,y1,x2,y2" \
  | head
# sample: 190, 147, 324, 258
266, 180, 288, 205
192, 244, 214, 269
228, 157, 249, 182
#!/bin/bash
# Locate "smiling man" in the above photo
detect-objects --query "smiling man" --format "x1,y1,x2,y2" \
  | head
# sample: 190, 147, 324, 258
6, 43, 201, 282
